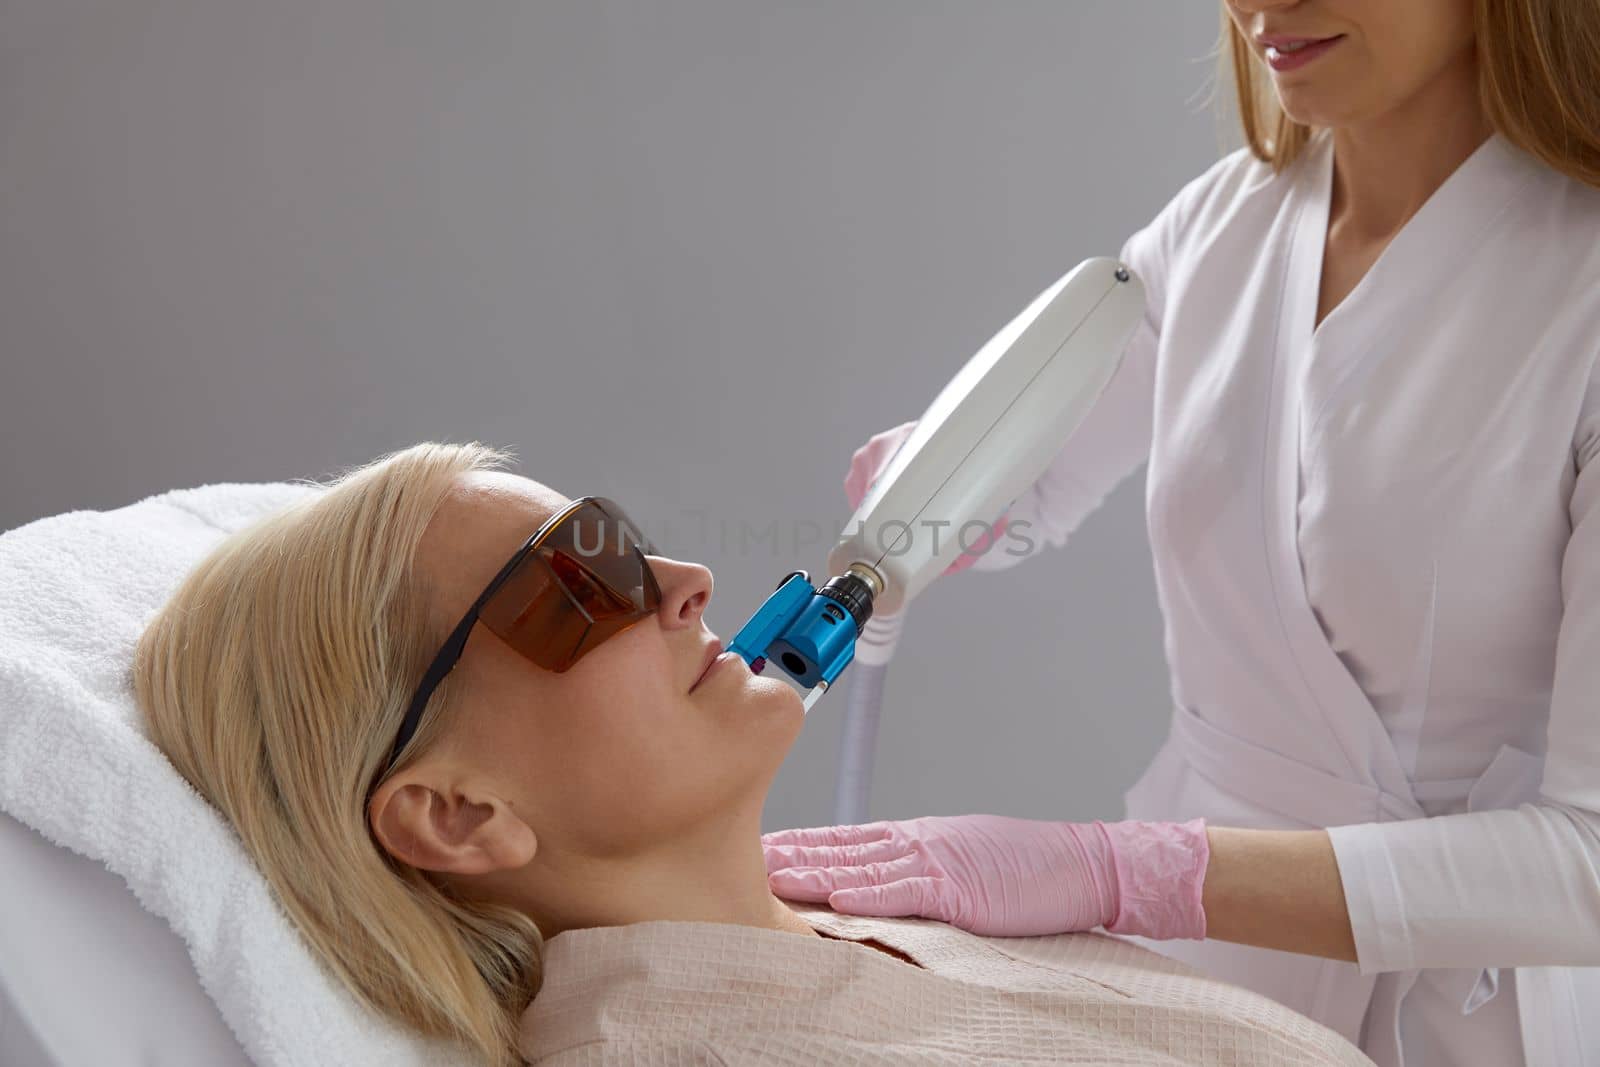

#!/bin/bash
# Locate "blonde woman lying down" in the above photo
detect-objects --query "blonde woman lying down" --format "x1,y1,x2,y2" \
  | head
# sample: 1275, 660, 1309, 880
132, 442, 1371, 1066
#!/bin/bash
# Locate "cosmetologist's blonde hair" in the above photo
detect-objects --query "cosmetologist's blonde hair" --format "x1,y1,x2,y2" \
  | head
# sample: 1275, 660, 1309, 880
132, 441, 537, 1067
1218, 0, 1600, 189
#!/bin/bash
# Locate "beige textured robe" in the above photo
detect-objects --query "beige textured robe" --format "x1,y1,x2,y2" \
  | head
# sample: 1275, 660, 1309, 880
518, 903, 1374, 1064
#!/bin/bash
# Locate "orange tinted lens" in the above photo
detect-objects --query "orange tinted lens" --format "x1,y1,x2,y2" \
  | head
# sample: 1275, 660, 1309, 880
477, 499, 660, 671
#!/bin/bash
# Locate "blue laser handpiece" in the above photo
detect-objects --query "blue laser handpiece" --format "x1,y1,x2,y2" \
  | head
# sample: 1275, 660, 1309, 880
727, 565, 883, 713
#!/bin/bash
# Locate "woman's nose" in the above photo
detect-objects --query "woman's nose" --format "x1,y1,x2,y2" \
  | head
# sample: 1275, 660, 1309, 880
1222, 0, 1299, 17
1227, 0, 1300, 15
647, 555, 714, 628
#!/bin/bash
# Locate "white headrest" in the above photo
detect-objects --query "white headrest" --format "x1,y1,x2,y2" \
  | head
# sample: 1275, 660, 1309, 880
0, 484, 476, 1066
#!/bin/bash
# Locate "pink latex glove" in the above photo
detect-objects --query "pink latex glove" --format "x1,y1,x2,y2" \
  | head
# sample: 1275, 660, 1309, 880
845, 421, 1009, 576
763, 814, 1209, 940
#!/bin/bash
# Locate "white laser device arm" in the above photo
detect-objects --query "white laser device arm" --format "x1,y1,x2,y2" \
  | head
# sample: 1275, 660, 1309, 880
826, 256, 1146, 616
727, 256, 1145, 719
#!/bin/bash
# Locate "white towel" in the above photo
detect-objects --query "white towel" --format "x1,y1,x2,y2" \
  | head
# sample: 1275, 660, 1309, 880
0, 483, 476, 1067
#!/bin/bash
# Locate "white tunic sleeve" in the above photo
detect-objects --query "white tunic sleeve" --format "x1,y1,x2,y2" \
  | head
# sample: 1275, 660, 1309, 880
1326, 356, 1600, 972
966, 202, 1172, 573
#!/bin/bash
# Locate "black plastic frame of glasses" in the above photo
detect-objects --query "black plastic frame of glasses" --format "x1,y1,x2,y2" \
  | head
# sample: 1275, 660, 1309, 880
371, 495, 656, 792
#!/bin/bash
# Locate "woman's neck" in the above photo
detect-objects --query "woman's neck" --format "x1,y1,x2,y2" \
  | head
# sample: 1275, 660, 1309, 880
1329, 46, 1492, 242
512, 809, 819, 941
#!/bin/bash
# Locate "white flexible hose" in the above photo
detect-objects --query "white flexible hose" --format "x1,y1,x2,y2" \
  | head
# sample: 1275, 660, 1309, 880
832, 610, 905, 825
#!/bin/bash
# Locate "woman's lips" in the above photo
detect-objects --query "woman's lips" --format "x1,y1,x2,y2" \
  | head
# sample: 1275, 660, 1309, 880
1262, 34, 1343, 73
691, 651, 745, 691
692, 643, 747, 693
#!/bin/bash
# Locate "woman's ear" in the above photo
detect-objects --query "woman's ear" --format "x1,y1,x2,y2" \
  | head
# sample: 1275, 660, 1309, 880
369, 774, 538, 875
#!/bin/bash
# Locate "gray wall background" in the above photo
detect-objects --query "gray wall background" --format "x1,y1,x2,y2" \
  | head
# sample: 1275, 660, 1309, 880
1, 1, 1238, 833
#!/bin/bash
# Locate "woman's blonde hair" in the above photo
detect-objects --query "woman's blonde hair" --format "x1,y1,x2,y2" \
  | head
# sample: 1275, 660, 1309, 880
1218, 0, 1600, 189
133, 442, 538, 1067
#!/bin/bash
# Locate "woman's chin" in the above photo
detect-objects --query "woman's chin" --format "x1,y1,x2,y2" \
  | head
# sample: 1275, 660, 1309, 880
696, 661, 810, 732
727, 674, 808, 732
749, 675, 806, 712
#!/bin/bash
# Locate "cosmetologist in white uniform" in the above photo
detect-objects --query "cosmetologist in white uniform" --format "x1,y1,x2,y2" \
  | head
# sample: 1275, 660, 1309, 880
764, 2, 1600, 1064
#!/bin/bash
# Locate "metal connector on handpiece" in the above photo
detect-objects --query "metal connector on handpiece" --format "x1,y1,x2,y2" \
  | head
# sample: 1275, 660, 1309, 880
843, 561, 885, 599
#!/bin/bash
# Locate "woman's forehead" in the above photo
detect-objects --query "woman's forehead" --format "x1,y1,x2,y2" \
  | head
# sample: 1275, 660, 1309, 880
422, 473, 568, 607
455, 471, 568, 527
